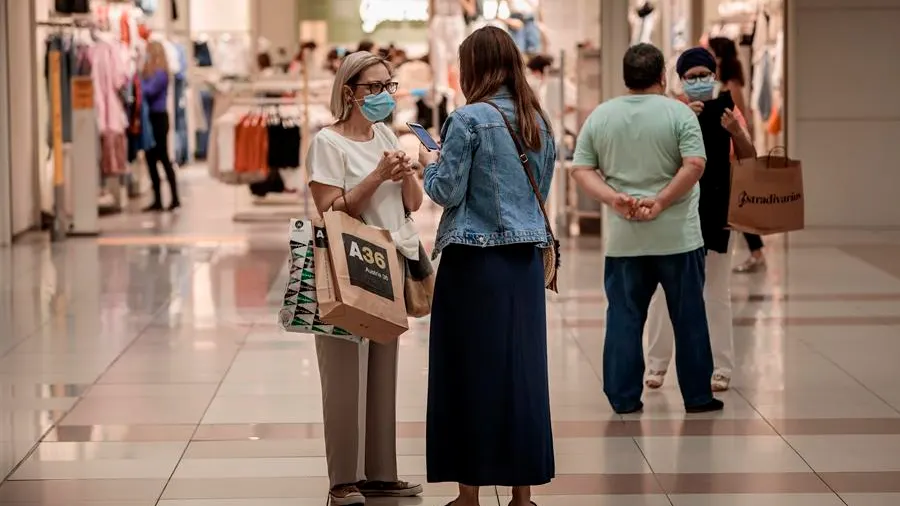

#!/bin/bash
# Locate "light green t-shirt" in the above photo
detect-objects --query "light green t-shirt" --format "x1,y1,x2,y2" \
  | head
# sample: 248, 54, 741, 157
572, 94, 706, 257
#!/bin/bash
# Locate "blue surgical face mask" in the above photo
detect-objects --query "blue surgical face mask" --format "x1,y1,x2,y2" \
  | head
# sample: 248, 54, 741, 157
682, 76, 717, 102
357, 91, 396, 122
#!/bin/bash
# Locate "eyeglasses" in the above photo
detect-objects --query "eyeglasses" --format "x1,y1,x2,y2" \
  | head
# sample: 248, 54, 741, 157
682, 73, 715, 85
353, 81, 399, 95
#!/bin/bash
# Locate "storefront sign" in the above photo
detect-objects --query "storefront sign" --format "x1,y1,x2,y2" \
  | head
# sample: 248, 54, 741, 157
71, 77, 94, 110
359, 0, 428, 33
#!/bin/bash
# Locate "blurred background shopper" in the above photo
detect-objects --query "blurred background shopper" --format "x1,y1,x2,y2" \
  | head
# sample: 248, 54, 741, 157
141, 41, 180, 212
706, 36, 767, 272
420, 26, 556, 506
306, 51, 423, 506
644, 47, 757, 393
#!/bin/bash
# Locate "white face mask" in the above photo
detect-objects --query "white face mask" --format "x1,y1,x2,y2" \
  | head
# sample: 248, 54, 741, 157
682, 75, 721, 102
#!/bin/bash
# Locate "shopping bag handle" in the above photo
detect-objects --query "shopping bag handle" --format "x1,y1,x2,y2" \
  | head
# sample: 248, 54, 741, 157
766, 146, 789, 169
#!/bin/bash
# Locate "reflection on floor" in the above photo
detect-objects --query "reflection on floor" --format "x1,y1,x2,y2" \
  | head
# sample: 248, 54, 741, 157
3, 168, 900, 505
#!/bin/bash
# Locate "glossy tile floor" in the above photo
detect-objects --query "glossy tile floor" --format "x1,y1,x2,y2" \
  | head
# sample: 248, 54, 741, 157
4, 168, 900, 505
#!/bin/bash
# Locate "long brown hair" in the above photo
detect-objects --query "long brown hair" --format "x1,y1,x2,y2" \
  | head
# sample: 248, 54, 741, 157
143, 41, 169, 77
459, 26, 551, 150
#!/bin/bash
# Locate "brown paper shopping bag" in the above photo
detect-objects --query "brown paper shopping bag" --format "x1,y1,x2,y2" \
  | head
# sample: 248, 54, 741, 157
728, 151, 805, 235
313, 216, 341, 317
317, 210, 408, 343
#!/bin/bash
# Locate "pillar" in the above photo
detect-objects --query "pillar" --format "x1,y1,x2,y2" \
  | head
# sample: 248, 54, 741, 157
0, 0, 11, 246
600, 0, 630, 102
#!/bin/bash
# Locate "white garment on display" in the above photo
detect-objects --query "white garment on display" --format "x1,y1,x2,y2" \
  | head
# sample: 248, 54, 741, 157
645, 233, 735, 377
216, 112, 237, 174
528, 74, 577, 141
430, 14, 466, 91
214, 35, 251, 77
307, 123, 420, 259
508, 0, 538, 15
433, 0, 463, 16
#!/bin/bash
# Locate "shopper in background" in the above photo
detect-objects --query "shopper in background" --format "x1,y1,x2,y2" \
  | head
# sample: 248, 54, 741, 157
508, 0, 542, 54
356, 39, 378, 54
306, 51, 423, 506
707, 36, 767, 272
141, 41, 180, 212
325, 47, 347, 74
257, 52, 275, 77
735, 232, 766, 272
644, 47, 757, 393
526, 54, 578, 145
420, 26, 555, 506
571, 43, 722, 415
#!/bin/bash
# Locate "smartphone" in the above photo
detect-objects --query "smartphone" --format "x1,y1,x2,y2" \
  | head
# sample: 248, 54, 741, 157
407, 122, 440, 151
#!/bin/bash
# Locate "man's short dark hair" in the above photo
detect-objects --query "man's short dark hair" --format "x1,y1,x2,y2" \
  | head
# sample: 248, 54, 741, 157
623, 43, 665, 90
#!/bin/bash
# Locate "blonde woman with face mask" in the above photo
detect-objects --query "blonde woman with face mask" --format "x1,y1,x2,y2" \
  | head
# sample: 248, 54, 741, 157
307, 51, 424, 506
142, 41, 180, 212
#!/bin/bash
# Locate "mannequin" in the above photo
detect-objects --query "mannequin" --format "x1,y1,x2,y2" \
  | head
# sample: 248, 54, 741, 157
429, 0, 469, 91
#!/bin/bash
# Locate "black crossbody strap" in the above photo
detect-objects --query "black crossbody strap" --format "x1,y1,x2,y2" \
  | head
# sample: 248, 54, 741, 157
482, 101, 555, 238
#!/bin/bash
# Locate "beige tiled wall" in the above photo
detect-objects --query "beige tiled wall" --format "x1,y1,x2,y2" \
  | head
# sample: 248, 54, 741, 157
789, 0, 900, 227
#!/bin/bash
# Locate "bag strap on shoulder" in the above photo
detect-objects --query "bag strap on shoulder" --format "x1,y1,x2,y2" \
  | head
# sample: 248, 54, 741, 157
482, 101, 555, 240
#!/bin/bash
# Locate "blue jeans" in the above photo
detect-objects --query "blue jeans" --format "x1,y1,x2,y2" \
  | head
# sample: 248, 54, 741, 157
603, 248, 714, 412
510, 14, 541, 53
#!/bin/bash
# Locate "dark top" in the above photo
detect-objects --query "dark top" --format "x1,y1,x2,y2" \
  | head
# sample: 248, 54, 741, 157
696, 91, 735, 254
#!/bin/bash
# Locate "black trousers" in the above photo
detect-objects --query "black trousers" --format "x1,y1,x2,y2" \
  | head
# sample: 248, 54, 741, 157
147, 112, 180, 205
743, 233, 764, 252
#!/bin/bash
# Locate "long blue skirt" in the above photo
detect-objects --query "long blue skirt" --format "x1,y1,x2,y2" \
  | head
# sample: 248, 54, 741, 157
426, 243, 555, 487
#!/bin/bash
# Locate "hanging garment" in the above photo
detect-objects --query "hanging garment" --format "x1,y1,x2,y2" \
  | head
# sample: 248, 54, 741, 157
195, 90, 214, 159
174, 43, 188, 80
193, 40, 213, 67
135, 0, 158, 15
120, 11, 131, 45
174, 76, 189, 165
55, 0, 90, 14
100, 131, 127, 175
90, 38, 130, 134
214, 36, 251, 77
266, 118, 301, 170
767, 106, 782, 136
430, 14, 466, 91
756, 51, 773, 122
44, 35, 77, 143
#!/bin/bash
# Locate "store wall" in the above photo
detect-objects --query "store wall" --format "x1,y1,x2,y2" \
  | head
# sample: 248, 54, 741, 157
5, 0, 39, 236
190, 0, 250, 33
256, 0, 297, 53
297, 0, 428, 48
788, 0, 900, 227
0, 0, 10, 245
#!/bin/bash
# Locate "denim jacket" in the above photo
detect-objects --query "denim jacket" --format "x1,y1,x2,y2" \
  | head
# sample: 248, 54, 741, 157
424, 90, 557, 257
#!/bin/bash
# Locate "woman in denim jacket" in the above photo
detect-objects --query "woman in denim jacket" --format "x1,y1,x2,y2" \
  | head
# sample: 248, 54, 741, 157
419, 26, 556, 506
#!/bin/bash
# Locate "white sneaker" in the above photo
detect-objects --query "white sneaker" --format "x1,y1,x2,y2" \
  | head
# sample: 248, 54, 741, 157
711, 373, 731, 392
329, 484, 365, 505
644, 369, 666, 389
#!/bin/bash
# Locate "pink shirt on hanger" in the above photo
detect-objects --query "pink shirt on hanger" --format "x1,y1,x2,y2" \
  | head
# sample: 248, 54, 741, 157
91, 39, 130, 134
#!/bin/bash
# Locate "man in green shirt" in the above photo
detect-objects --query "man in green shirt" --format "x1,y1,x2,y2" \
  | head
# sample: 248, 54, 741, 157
571, 43, 723, 415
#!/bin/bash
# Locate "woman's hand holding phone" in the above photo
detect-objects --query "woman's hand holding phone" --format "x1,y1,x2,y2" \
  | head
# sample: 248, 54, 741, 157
418, 143, 440, 167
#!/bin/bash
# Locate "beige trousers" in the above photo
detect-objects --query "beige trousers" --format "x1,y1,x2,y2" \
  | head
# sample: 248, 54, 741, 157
315, 336, 399, 486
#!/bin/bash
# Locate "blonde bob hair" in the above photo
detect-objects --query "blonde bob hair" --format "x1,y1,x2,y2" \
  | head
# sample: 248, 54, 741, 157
330, 51, 391, 122
143, 41, 170, 77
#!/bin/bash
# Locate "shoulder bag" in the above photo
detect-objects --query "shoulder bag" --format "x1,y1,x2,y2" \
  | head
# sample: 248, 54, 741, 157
483, 101, 560, 292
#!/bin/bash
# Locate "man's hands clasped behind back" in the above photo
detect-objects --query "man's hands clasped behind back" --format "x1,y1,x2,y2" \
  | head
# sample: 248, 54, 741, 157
611, 194, 664, 222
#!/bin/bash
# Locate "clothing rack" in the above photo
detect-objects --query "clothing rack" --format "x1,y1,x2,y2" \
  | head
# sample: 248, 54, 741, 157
213, 78, 317, 224
38, 16, 97, 241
